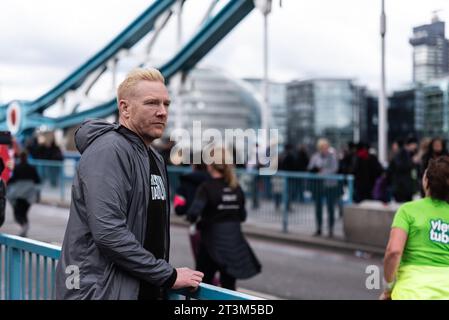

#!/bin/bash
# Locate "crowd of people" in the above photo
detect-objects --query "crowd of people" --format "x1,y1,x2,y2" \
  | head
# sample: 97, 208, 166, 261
277, 136, 449, 205
270, 136, 449, 238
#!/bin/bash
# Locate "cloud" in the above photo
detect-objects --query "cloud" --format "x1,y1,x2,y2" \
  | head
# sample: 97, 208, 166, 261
1, 0, 449, 103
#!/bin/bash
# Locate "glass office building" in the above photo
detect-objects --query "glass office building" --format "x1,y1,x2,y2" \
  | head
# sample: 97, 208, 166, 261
243, 78, 287, 147
287, 79, 365, 149
421, 77, 449, 138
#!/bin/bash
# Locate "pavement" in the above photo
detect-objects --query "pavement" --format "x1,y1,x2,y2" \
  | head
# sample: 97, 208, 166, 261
36, 196, 385, 258
37, 180, 387, 257
1, 202, 383, 299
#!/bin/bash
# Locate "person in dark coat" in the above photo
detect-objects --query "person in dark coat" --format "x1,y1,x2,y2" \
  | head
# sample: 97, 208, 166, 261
279, 144, 297, 171
173, 162, 210, 260
353, 142, 383, 203
0, 158, 6, 227
47, 141, 64, 187
421, 138, 448, 171
296, 145, 310, 172
387, 140, 415, 203
56, 68, 203, 300
187, 147, 261, 290
174, 163, 210, 217
7, 151, 40, 237
279, 144, 298, 208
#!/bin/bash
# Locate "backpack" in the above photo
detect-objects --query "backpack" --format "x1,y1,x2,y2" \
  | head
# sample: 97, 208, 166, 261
372, 175, 388, 203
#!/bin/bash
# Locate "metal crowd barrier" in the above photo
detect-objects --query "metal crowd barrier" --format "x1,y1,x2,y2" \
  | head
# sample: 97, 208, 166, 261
25, 158, 354, 233
0, 233, 59, 299
168, 166, 354, 233
0, 233, 259, 300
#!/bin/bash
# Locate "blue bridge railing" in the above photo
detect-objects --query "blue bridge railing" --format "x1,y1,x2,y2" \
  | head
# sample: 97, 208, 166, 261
0, 233, 60, 300
25, 158, 354, 234
0, 233, 260, 300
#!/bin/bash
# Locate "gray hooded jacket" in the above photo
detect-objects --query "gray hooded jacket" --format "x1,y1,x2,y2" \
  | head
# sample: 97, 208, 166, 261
55, 119, 174, 300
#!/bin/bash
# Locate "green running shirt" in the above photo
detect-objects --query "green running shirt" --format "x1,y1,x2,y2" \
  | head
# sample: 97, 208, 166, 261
392, 197, 449, 267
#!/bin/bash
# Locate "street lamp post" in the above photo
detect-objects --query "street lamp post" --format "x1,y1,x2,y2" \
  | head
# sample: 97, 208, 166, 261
174, 0, 184, 131
379, 0, 388, 165
255, 0, 272, 133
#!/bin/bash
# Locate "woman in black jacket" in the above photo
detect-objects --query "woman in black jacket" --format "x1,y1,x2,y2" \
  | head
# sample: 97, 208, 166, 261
187, 148, 261, 290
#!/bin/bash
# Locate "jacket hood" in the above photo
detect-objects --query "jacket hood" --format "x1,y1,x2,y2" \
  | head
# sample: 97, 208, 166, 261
75, 119, 119, 154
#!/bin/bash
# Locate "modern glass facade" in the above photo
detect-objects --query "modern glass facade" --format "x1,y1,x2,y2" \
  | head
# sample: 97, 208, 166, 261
287, 79, 365, 149
388, 88, 420, 143
243, 78, 287, 146
421, 78, 449, 138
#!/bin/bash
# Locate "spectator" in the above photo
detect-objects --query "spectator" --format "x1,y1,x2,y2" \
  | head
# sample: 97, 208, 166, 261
0, 158, 6, 227
173, 161, 210, 262
307, 138, 339, 237
353, 142, 383, 203
279, 144, 298, 208
421, 137, 448, 177
387, 140, 415, 203
296, 144, 310, 172
6, 151, 40, 237
187, 147, 261, 290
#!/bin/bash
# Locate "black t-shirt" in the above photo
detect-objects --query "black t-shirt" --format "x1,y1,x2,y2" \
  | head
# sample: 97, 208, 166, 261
138, 149, 168, 300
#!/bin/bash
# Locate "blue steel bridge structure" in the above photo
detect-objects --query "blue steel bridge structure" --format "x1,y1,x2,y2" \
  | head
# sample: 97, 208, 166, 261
0, 0, 259, 140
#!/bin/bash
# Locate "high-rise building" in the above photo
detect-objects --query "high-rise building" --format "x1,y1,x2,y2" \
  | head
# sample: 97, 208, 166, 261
409, 14, 449, 84
420, 77, 449, 138
364, 88, 424, 150
243, 78, 287, 146
286, 79, 365, 149
388, 88, 422, 143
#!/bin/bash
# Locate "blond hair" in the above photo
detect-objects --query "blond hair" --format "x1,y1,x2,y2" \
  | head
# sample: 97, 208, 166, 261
317, 138, 330, 150
117, 67, 165, 101
209, 147, 239, 189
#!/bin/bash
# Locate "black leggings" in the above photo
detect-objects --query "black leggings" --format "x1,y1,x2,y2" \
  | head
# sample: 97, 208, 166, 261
196, 244, 236, 290
13, 199, 30, 226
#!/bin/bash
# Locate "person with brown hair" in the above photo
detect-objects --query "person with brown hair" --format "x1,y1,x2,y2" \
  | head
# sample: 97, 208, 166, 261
381, 156, 449, 300
187, 147, 261, 290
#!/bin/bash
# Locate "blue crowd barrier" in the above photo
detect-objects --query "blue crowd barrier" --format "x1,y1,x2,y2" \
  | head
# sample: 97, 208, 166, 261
24, 158, 354, 234
0, 233, 260, 300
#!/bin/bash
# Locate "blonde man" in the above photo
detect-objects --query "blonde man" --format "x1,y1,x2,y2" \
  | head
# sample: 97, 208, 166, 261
56, 68, 203, 300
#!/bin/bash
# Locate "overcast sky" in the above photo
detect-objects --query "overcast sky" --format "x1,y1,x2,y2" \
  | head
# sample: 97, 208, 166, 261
1, 0, 449, 103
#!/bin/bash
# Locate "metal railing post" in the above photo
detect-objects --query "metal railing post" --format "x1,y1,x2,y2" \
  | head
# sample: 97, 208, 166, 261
59, 164, 65, 202
8, 247, 21, 299
347, 175, 354, 205
282, 175, 289, 233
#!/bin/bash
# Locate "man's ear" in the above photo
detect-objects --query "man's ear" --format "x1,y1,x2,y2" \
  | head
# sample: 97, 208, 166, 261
119, 99, 130, 118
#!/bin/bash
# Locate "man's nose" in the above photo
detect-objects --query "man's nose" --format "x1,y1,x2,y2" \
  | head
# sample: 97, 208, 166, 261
156, 105, 168, 117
